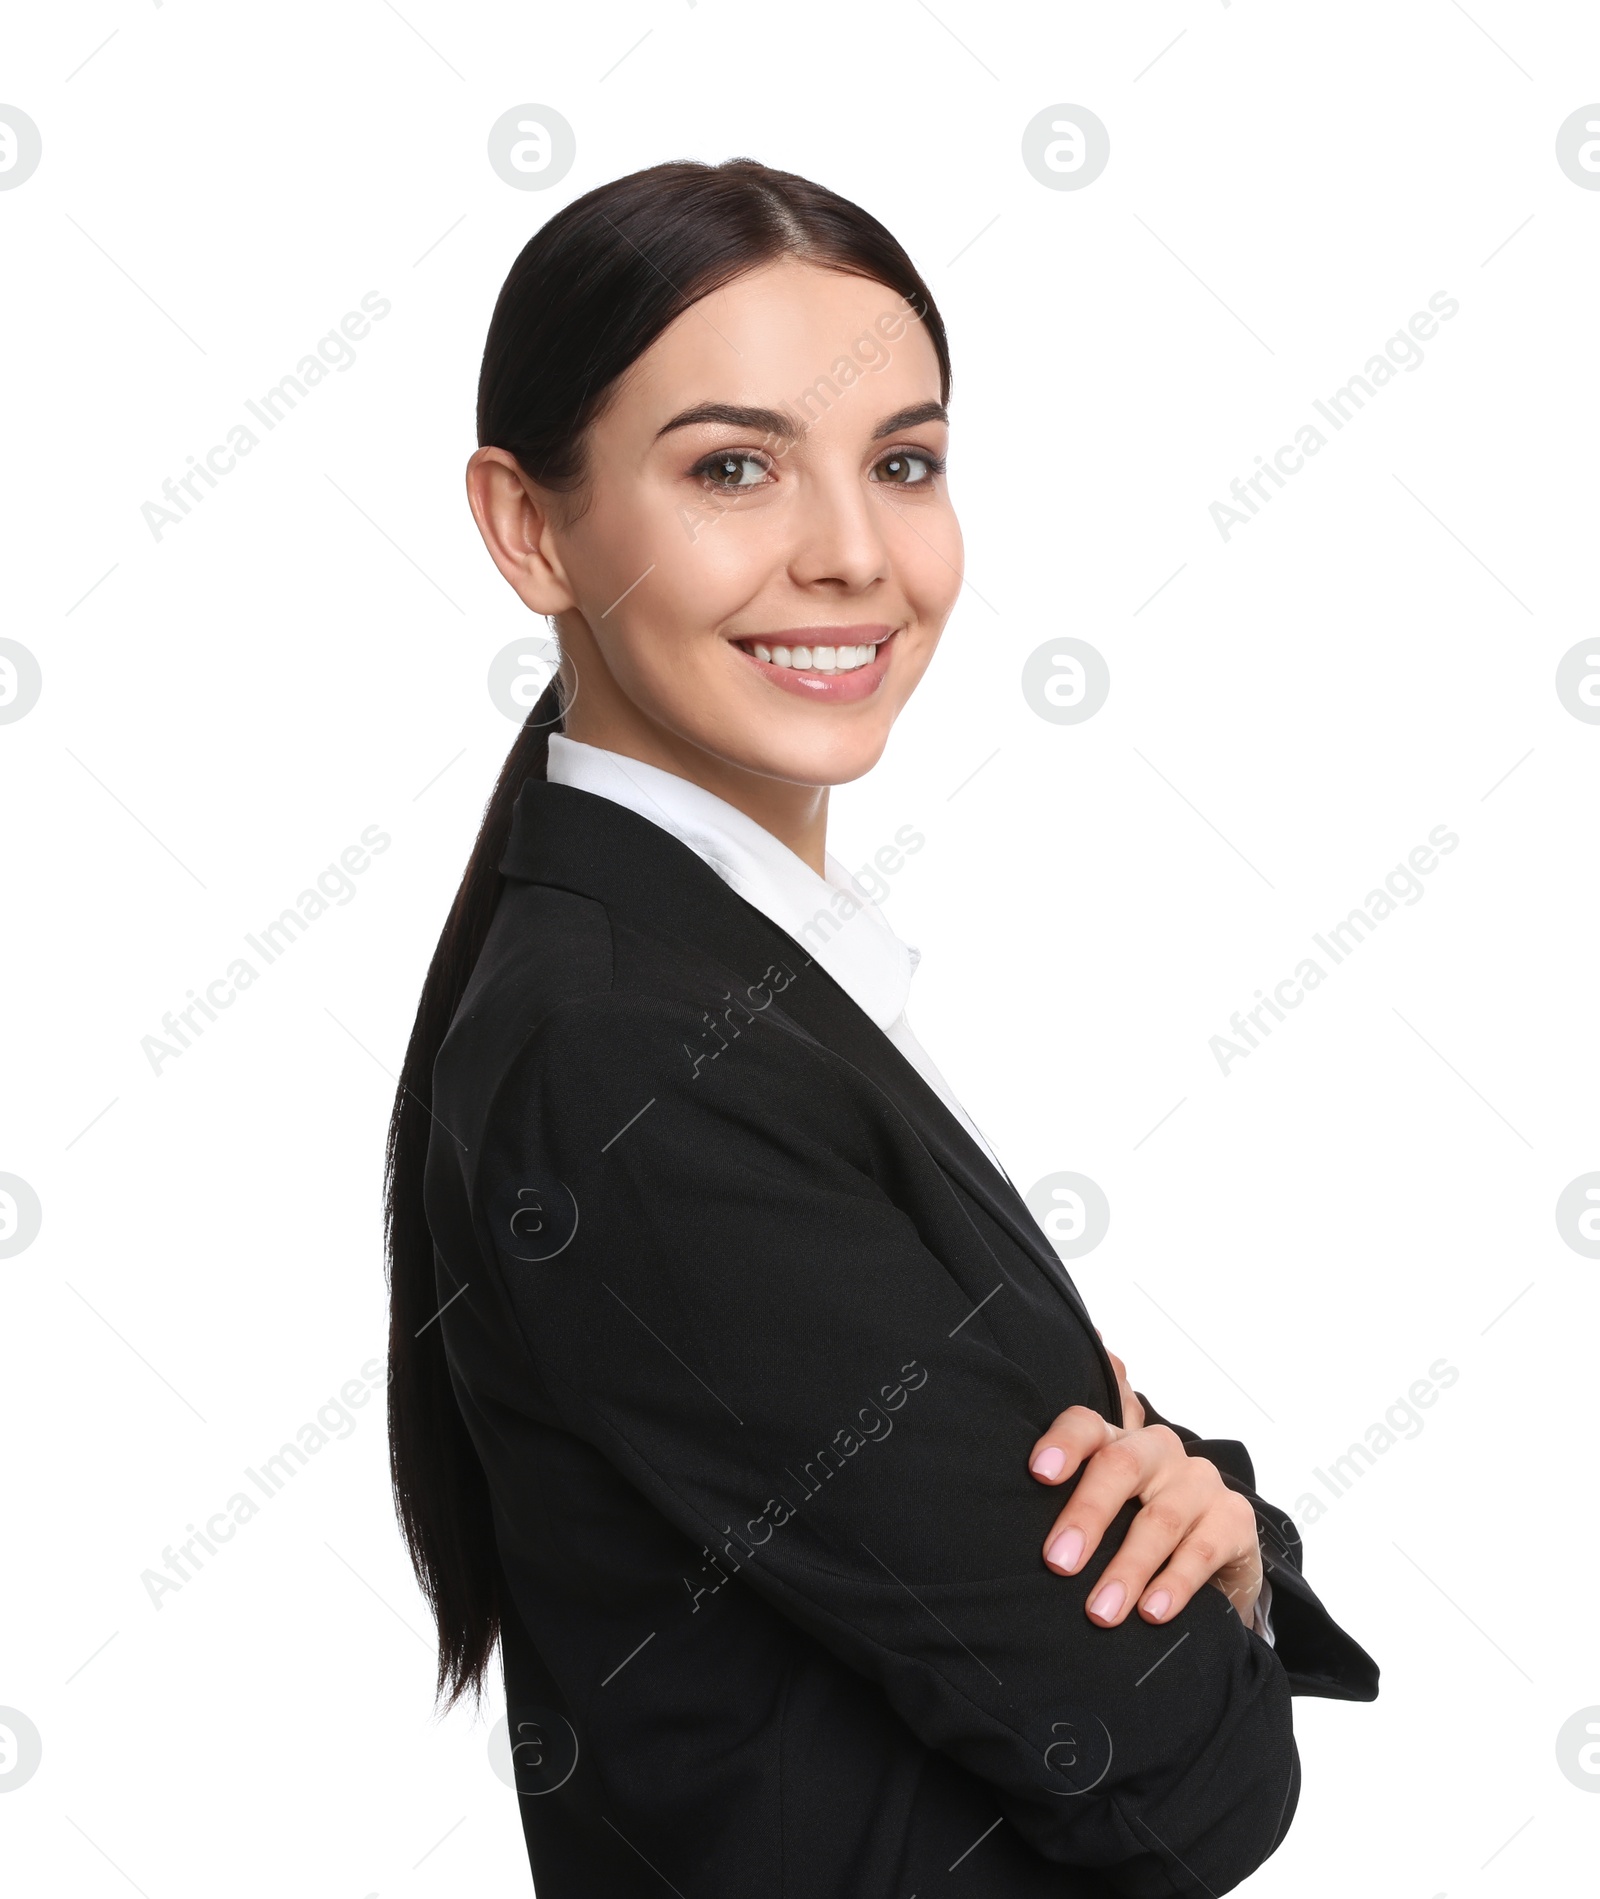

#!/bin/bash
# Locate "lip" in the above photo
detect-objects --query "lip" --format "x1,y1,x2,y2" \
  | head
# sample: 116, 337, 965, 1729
729, 626, 898, 703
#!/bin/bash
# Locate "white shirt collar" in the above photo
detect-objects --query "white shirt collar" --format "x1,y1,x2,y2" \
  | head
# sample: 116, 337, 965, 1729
544, 733, 919, 1031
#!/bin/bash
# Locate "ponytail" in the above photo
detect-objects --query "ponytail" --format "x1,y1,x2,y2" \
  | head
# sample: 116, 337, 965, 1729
383, 679, 562, 1706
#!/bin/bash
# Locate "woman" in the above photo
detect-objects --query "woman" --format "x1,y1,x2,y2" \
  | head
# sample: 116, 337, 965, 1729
385, 158, 1377, 1896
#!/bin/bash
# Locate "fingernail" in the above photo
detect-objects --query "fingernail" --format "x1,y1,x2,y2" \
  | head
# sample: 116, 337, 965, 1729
1030, 1446, 1066, 1481
1144, 1590, 1172, 1621
1089, 1580, 1125, 1621
1046, 1527, 1085, 1571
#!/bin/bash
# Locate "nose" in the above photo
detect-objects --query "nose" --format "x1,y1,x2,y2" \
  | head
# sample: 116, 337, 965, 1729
784, 461, 894, 594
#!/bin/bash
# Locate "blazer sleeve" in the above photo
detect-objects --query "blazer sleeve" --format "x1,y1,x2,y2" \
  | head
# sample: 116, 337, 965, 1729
473, 991, 1302, 1898
1131, 1393, 1379, 1704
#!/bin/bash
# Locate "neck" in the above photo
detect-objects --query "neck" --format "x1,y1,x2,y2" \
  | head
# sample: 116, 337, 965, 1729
561, 697, 830, 878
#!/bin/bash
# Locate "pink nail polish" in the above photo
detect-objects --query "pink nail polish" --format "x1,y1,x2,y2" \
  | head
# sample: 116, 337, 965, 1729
1046, 1527, 1084, 1571
1089, 1581, 1125, 1621
1031, 1446, 1066, 1480
1144, 1590, 1172, 1621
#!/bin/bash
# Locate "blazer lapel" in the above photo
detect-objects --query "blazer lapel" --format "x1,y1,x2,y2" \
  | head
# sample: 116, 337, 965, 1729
500, 780, 1119, 1403
769, 979, 1107, 1340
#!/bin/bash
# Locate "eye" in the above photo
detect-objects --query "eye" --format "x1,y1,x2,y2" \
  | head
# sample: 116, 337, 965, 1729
693, 450, 771, 491
872, 448, 946, 486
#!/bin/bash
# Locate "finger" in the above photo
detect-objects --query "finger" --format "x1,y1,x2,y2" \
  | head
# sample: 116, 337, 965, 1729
1027, 1405, 1116, 1486
1136, 1498, 1262, 1626
1102, 1349, 1146, 1430
1075, 1476, 1218, 1623
1041, 1425, 1185, 1576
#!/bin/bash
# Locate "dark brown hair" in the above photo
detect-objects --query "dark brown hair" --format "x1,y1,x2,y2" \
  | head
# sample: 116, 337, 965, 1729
384, 157, 952, 1707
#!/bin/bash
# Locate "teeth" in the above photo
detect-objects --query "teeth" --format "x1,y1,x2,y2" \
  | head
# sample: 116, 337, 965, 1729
743, 639, 881, 673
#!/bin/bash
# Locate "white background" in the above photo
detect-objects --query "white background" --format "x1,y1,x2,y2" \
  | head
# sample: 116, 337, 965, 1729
3, 3, 1597, 1895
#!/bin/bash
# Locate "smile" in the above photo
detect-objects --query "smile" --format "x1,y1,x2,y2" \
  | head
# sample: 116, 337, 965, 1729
735, 635, 885, 673
731, 627, 898, 700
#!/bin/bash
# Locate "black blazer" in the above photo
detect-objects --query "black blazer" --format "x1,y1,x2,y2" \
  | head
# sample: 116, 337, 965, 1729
425, 778, 1378, 1898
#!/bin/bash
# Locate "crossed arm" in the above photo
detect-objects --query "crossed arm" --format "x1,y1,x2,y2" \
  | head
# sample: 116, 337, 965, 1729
1026, 1350, 1378, 1703
471, 989, 1367, 1894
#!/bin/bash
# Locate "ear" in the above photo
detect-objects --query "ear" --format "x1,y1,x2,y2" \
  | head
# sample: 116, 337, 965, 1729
465, 447, 578, 615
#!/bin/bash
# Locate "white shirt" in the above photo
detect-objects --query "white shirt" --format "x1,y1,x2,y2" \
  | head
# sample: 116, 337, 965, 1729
543, 732, 1274, 1648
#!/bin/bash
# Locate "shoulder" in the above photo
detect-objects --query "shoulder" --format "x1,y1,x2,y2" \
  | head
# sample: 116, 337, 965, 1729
468, 972, 904, 1281
447, 888, 880, 1207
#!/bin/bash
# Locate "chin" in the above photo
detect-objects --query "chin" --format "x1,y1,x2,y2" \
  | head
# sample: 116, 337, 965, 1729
754, 722, 892, 789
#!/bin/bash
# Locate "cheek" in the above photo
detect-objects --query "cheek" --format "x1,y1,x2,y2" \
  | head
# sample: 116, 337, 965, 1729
673, 514, 779, 605
899, 504, 963, 620
615, 491, 778, 635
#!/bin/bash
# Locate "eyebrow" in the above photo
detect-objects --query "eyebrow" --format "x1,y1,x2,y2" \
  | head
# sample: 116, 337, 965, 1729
653, 399, 948, 444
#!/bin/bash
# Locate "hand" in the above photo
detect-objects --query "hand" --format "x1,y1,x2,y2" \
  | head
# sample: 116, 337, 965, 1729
1028, 1404, 1263, 1630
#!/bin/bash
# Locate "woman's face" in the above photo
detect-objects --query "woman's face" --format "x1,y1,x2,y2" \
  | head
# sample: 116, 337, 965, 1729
477, 257, 962, 793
